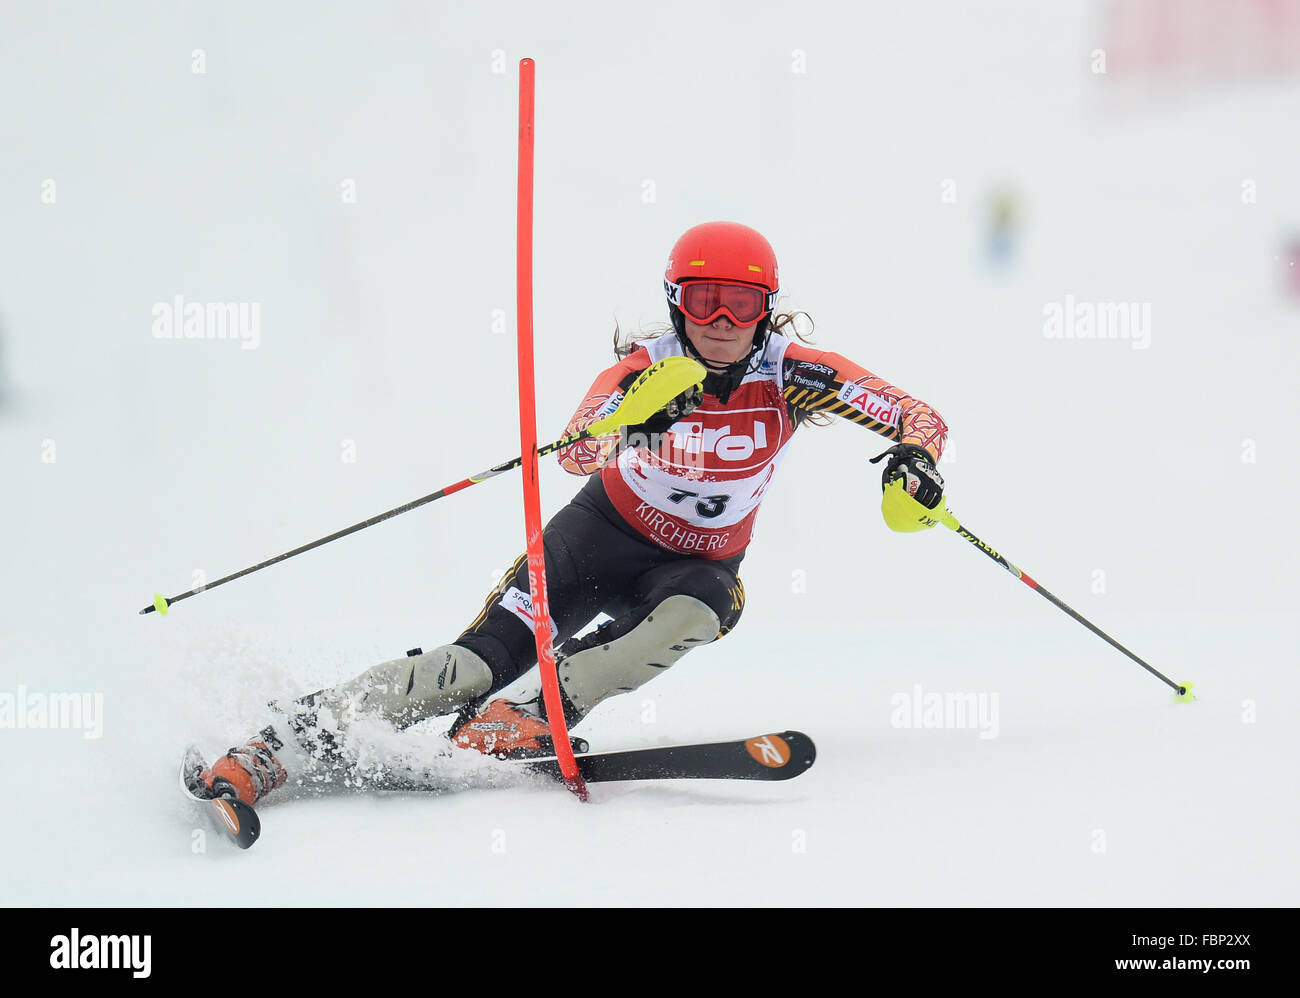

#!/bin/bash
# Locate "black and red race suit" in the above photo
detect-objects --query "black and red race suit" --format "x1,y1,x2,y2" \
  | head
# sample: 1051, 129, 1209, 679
456, 328, 947, 692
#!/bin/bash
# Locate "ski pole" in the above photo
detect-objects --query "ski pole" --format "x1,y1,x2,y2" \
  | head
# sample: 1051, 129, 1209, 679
880, 479, 1194, 701
139, 355, 705, 617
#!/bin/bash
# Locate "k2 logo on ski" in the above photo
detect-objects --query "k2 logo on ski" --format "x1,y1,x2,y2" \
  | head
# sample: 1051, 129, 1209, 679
837, 382, 901, 425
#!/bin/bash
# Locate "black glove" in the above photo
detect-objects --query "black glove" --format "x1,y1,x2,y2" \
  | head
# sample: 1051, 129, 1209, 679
624, 384, 703, 438
869, 443, 944, 509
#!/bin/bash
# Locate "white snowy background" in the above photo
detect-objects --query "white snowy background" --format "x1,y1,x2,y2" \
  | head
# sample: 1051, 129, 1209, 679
1, 0, 1297, 905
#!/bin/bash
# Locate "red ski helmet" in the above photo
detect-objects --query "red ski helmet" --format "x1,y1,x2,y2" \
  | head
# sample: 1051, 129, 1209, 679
664, 221, 779, 327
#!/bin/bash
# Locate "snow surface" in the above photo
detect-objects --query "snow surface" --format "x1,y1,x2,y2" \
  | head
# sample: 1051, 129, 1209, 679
1, 1, 1298, 906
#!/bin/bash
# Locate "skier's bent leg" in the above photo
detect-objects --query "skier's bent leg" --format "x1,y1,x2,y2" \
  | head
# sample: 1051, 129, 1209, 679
201, 498, 649, 798
453, 502, 634, 694
553, 560, 745, 725
290, 644, 493, 733
201, 645, 494, 804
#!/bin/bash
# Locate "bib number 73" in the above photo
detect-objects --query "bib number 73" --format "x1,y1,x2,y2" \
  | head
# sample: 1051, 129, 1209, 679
666, 488, 731, 519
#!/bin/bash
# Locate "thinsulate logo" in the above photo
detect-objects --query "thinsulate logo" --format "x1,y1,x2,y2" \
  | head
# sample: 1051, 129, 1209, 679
745, 734, 791, 768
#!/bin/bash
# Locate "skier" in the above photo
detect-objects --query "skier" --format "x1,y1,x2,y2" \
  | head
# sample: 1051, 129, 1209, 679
200, 221, 949, 805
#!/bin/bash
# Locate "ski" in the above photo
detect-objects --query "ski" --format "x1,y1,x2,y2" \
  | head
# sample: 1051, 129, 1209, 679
526, 729, 815, 785
369, 730, 817, 791
179, 731, 815, 850
179, 745, 261, 850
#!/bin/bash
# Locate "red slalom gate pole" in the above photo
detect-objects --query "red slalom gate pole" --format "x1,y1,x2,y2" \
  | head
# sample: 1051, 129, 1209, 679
514, 57, 588, 801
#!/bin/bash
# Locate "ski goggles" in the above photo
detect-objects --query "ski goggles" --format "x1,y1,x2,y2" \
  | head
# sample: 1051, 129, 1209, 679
665, 278, 777, 327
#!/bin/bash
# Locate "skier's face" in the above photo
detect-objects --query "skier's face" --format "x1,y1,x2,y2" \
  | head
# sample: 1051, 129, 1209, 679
683, 315, 757, 367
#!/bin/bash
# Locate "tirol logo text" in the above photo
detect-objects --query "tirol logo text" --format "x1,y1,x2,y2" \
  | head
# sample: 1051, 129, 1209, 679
664, 419, 770, 462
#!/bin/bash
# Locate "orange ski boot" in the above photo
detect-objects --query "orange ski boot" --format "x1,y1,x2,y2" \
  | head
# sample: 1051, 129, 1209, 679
200, 739, 287, 805
449, 698, 587, 760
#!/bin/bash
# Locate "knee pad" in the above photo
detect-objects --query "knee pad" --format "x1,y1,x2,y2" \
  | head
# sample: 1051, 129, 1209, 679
557, 594, 720, 721
301, 644, 493, 733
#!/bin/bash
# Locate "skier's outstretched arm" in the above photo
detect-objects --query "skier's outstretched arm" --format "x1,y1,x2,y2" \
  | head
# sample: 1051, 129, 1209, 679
781, 343, 948, 462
